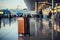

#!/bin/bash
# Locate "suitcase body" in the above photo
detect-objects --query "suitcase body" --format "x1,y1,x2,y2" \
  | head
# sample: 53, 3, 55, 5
18, 17, 24, 34
18, 16, 30, 36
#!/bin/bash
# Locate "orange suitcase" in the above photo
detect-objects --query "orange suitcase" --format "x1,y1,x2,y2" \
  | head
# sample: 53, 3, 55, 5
18, 17, 24, 34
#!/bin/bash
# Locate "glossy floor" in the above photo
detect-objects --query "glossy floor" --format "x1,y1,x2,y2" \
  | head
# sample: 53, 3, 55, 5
0, 17, 60, 40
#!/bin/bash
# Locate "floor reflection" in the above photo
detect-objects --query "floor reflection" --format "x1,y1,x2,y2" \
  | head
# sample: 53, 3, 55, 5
19, 38, 24, 40
18, 17, 60, 40
0, 17, 60, 40
0, 17, 18, 40
0, 17, 17, 29
0, 18, 1, 28
18, 18, 52, 40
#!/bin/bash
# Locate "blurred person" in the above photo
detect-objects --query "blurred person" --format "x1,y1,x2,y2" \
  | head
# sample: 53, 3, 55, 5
39, 9, 43, 20
48, 11, 52, 29
24, 14, 31, 36
48, 11, 52, 19
39, 9, 43, 31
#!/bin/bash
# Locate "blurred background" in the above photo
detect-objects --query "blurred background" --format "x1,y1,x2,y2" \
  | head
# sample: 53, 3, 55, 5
0, 0, 60, 40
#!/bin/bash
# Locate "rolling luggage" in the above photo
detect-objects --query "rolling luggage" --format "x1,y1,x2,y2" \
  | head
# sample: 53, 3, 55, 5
18, 16, 30, 36
18, 17, 24, 35
18, 14, 31, 36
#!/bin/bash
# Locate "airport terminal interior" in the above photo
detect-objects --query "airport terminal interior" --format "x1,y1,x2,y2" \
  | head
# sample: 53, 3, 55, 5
0, 0, 60, 40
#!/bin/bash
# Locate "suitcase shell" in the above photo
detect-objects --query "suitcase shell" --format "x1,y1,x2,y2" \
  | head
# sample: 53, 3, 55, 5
24, 17, 30, 35
18, 17, 24, 34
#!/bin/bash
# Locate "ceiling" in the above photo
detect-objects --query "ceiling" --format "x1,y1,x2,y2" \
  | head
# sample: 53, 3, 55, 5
24, 0, 60, 10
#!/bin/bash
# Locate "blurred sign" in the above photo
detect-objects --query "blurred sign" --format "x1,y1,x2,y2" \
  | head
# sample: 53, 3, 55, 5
54, 9, 60, 13
0, 12, 3, 14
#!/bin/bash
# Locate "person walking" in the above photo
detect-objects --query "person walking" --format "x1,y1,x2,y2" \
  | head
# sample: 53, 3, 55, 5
39, 9, 43, 31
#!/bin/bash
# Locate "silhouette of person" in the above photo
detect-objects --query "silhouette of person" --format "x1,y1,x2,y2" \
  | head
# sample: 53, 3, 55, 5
39, 9, 43, 31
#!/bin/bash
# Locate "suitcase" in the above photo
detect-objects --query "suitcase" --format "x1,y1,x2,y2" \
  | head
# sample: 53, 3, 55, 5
18, 15, 30, 36
18, 17, 24, 34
